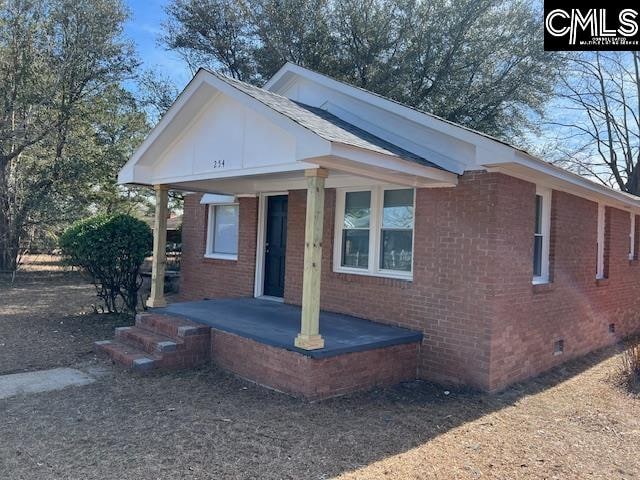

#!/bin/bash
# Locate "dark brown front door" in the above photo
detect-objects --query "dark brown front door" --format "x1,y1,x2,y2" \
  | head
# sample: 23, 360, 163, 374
263, 195, 288, 297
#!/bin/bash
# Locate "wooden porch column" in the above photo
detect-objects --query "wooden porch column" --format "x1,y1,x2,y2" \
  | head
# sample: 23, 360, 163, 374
146, 184, 169, 308
295, 168, 328, 350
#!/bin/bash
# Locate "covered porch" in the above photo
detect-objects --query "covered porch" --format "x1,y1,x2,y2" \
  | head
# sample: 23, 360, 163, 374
120, 69, 456, 357
155, 298, 421, 399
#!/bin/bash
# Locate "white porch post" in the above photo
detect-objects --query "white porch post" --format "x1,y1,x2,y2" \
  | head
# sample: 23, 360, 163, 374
147, 184, 169, 308
295, 168, 328, 350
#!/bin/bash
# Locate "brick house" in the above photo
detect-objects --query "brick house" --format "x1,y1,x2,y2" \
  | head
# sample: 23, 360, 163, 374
102, 63, 640, 399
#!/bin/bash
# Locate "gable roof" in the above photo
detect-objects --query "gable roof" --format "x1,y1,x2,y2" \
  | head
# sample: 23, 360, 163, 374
265, 62, 640, 211
118, 67, 458, 189
265, 62, 532, 157
208, 70, 443, 170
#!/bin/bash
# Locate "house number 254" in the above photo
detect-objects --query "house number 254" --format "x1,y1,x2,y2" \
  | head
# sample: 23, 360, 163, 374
212, 159, 225, 169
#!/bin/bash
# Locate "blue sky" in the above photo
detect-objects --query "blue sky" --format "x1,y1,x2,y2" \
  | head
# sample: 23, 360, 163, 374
124, 0, 191, 90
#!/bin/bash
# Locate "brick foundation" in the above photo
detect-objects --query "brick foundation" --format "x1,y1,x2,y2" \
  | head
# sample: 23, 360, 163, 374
210, 329, 419, 400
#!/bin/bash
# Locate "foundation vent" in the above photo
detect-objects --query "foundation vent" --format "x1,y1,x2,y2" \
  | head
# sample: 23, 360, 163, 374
553, 339, 564, 355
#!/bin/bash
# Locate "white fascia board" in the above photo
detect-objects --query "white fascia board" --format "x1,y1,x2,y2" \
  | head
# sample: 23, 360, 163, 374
486, 154, 640, 212
117, 163, 134, 184
327, 143, 458, 186
263, 62, 296, 90
150, 162, 313, 186
306, 148, 458, 188
119, 71, 212, 185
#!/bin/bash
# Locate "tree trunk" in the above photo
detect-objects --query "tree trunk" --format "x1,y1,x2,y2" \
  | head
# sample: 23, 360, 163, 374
0, 162, 19, 272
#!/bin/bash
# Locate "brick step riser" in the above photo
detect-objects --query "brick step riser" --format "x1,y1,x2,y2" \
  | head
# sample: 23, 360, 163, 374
113, 331, 209, 364
94, 341, 157, 372
95, 314, 212, 373
136, 314, 209, 339
114, 327, 183, 355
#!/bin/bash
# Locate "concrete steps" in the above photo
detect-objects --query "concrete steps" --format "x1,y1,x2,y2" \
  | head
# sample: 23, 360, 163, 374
94, 312, 211, 372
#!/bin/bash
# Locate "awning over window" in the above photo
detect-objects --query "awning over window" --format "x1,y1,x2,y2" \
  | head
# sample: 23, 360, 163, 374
200, 194, 236, 205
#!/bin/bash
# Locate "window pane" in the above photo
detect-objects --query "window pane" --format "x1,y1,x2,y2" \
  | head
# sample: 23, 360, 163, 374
383, 189, 414, 229
534, 195, 542, 234
344, 191, 371, 229
533, 235, 542, 276
380, 230, 413, 271
213, 205, 238, 254
342, 229, 369, 268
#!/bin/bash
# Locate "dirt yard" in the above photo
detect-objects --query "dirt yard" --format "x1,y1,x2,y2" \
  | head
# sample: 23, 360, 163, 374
1, 256, 639, 479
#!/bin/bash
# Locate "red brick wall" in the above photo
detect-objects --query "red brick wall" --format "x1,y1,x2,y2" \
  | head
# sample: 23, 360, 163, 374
285, 172, 500, 389
488, 186, 640, 390
210, 329, 419, 400
179, 194, 258, 300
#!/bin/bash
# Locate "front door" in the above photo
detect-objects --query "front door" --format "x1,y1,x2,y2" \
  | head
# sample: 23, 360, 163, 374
263, 195, 288, 297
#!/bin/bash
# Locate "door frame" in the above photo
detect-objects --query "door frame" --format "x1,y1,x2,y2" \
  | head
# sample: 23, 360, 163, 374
254, 192, 289, 298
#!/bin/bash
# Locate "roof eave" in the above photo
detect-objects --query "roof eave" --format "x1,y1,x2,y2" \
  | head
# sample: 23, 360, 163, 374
486, 154, 640, 211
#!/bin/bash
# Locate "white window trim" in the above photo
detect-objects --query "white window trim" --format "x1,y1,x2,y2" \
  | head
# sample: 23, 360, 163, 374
596, 203, 606, 279
253, 192, 288, 298
333, 186, 415, 280
205, 202, 239, 261
630, 212, 636, 261
533, 187, 552, 285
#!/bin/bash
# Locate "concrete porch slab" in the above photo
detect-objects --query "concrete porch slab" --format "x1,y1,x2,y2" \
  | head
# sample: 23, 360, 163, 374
156, 298, 422, 359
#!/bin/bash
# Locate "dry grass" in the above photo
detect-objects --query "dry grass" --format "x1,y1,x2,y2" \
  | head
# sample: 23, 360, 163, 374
620, 337, 640, 393
1, 257, 639, 479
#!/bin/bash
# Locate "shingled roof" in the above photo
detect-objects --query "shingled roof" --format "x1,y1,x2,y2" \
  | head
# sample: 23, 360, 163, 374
207, 69, 444, 171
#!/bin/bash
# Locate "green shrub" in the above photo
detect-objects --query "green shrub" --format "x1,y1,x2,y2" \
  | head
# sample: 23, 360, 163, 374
59, 214, 152, 314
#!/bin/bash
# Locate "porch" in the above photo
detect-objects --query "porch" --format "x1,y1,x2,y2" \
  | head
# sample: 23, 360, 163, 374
95, 298, 422, 400
157, 298, 422, 359
115, 68, 453, 397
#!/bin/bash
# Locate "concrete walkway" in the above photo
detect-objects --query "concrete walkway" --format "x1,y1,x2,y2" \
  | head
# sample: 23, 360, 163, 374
0, 368, 95, 400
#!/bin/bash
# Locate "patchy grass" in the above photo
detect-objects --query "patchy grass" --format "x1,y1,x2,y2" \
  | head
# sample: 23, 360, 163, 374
1, 257, 639, 479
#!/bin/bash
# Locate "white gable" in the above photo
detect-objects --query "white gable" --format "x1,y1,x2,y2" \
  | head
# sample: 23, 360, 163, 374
153, 94, 298, 180
274, 77, 474, 174
119, 69, 458, 191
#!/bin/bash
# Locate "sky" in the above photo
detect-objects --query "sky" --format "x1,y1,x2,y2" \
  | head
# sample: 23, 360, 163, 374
123, 0, 191, 91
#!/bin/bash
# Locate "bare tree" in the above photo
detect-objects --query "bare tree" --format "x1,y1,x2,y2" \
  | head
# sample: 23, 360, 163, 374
549, 52, 640, 195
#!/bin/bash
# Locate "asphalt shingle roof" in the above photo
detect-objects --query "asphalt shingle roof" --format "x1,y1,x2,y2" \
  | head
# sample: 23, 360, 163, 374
208, 70, 443, 171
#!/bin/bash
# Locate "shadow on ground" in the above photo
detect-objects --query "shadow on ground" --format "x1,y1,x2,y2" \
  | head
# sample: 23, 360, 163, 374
1, 264, 638, 479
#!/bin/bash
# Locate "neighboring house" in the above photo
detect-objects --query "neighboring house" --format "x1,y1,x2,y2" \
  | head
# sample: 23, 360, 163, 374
104, 63, 640, 399
144, 214, 182, 245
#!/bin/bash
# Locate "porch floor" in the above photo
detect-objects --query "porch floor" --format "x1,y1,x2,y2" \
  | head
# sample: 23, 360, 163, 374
156, 298, 422, 359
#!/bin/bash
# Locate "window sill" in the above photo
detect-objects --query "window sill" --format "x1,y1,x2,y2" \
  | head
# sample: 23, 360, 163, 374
204, 253, 238, 261
532, 282, 554, 294
595, 277, 609, 287
333, 266, 413, 282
